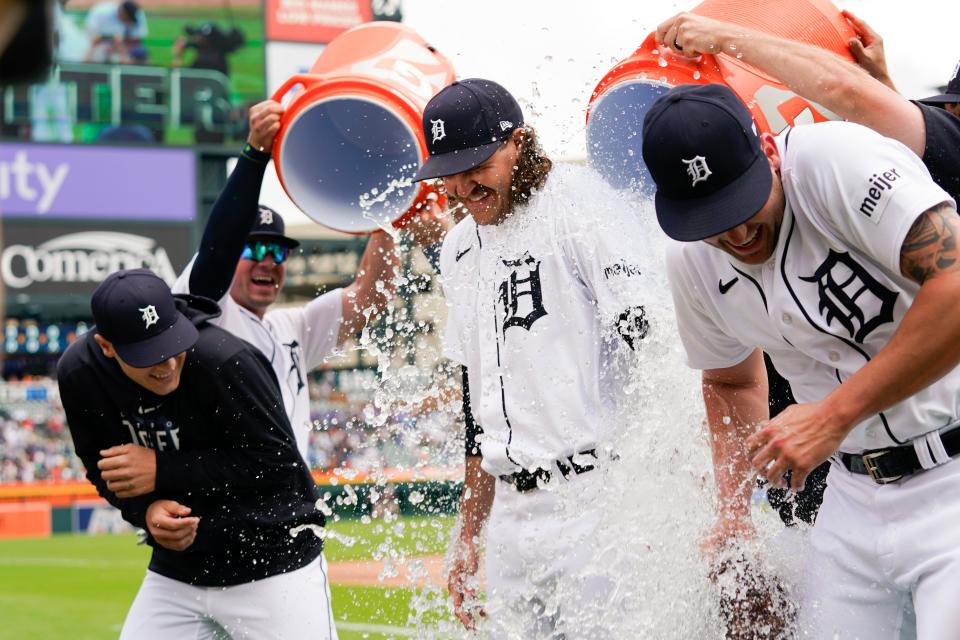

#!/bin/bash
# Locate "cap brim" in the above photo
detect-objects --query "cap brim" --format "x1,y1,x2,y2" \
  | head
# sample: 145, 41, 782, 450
248, 232, 300, 249
114, 312, 199, 368
655, 152, 773, 242
413, 139, 503, 182
917, 93, 960, 105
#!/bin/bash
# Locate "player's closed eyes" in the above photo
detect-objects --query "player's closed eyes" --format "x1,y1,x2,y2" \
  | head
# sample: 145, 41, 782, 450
241, 242, 289, 264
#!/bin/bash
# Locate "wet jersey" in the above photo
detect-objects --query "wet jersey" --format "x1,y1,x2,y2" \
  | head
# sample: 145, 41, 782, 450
667, 122, 956, 453
439, 164, 654, 477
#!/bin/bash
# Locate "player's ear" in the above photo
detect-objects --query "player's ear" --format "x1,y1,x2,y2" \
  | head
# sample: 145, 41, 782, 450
509, 127, 526, 156
94, 334, 116, 359
759, 132, 782, 172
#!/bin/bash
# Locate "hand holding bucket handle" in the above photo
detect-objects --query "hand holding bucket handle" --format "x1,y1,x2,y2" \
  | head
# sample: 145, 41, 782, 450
271, 74, 321, 107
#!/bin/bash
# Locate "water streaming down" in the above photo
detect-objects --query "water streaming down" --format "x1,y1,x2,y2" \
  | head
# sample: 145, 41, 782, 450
287, 108, 804, 639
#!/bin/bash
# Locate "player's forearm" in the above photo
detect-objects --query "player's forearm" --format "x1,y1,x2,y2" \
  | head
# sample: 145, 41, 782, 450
709, 24, 923, 153
711, 27, 865, 118
702, 368, 768, 526
823, 273, 960, 432
458, 455, 495, 544
338, 232, 400, 344
189, 145, 270, 299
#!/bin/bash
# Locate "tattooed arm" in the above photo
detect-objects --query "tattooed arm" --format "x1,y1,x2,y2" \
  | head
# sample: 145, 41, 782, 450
748, 202, 960, 490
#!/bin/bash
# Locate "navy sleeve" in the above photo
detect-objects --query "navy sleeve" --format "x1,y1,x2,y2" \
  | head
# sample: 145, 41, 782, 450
57, 368, 155, 530
189, 144, 271, 300
422, 242, 442, 273
916, 102, 960, 204
463, 365, 482, 457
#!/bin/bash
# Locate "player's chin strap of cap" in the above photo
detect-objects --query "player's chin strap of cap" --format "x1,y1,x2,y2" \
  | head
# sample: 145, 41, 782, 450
498, 449, 603, 492
837, 424, 960, 485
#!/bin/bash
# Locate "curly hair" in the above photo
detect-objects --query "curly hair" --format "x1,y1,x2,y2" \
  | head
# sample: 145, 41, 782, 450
508, 125, 553, 207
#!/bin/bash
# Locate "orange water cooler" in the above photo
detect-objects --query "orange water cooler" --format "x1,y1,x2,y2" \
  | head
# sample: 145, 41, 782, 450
585, 0, 857, 191
271, 23, 455, 234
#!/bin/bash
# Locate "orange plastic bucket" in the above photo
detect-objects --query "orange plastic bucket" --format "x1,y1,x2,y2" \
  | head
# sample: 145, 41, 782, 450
271, 23, 456, 234
585, 0, 856, 191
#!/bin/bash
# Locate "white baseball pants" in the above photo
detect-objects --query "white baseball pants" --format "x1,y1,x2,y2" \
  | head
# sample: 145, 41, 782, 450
484, 468, 616, 640
799, 458, 960, 640
120, 554, 338, 639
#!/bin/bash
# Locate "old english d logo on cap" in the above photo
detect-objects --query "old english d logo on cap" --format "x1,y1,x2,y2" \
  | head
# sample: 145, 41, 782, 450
682, 156, 712, 186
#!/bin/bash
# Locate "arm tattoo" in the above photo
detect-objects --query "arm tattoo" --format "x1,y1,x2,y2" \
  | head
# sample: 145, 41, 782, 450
899, 203, 960, 284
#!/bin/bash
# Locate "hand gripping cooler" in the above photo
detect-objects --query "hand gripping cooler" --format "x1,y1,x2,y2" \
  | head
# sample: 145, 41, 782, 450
271, 23, 456, 234
585, 0, 857, 192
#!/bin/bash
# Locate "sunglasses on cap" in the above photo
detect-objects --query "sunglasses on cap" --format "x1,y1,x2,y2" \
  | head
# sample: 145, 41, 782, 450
240, 241, 289, 264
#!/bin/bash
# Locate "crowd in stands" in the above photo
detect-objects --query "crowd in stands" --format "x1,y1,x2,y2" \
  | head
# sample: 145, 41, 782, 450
0, 377, 461, 484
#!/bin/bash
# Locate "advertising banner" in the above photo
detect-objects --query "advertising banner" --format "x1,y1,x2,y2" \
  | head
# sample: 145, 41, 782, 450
265, 0, 402, 44
0, 144, 195, 220
0, 221, 194, 295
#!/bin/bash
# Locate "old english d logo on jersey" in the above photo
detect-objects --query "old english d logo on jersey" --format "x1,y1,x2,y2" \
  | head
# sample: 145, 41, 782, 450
498, 252, 547, 335
800, 249, 898, 343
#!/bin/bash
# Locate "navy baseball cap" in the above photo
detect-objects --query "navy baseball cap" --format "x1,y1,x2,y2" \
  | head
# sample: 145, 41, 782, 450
918, 61, 960, 105
641, 84, 772, 242
413, 78, 524, 181
248, 204, 300, 248
92, 269, 198, 368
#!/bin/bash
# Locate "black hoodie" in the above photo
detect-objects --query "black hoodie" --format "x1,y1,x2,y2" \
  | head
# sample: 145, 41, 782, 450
57, 295, 324, 587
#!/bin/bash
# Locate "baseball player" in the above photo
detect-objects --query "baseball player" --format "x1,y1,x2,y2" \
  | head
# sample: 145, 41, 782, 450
172, 100, 445, 459
656, 10, 960, 527
641, 83, 960, 637
58, 269, 336, 638
414, 78, 654, 638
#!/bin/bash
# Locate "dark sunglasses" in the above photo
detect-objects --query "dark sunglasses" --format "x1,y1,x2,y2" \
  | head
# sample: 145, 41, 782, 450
241, 241, 289, 264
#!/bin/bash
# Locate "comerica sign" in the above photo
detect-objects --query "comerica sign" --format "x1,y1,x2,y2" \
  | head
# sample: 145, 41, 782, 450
1, 231, 179, 290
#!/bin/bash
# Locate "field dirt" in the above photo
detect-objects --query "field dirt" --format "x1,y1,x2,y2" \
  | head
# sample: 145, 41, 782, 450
328, 554, 486, 589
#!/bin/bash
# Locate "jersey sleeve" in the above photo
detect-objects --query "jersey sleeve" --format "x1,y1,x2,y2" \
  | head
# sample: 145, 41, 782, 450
461, 366, 482, 457
783, 122, 954, 275
666, 243, 755, 370
437, 222, 471, 366
264, 289, 343, 372
554, 176, 655, 328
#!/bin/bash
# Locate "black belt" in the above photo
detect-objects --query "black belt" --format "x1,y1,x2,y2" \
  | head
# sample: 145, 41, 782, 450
498, 449, 598, 493
838, 426, 960, 484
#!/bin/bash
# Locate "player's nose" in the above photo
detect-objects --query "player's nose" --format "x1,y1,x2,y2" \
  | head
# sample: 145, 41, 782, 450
442, 173, 476, 199
153, 357, 178, 373
723, 224, 752, 245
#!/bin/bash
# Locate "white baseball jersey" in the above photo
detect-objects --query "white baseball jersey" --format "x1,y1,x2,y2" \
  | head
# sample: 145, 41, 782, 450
667, 122, 956, 454
85, 2, 148, 39
173, 260, 342, 458
439, 163, 655, 477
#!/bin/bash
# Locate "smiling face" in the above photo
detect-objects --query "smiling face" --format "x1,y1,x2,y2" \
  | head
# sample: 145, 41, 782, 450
230, 237, 285, 318
703, 162, 786, 265
441, 130, 522, 226
94, 335, 186, 396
